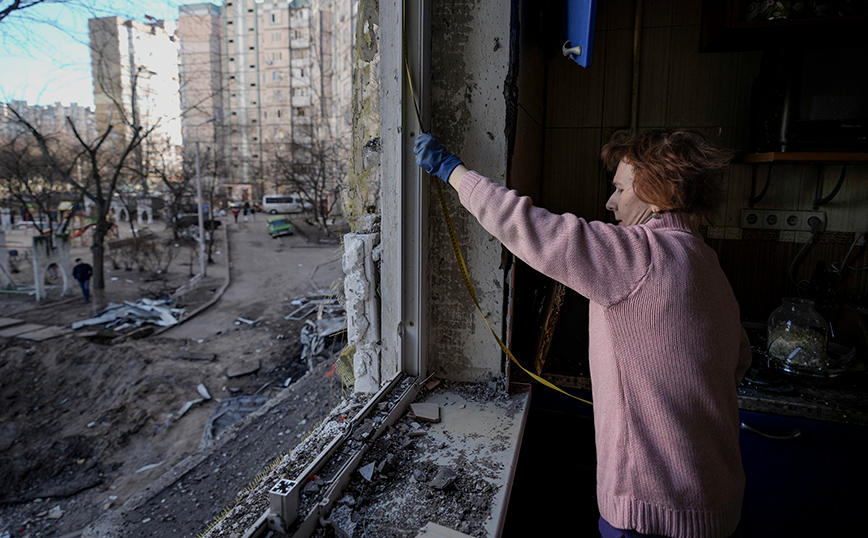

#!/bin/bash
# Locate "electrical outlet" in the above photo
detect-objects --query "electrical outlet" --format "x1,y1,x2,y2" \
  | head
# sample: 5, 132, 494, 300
739, 209, 825, 232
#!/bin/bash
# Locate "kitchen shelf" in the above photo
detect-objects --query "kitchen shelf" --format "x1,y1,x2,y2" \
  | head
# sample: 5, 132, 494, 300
735, 152, 868, 164
736, 153, 867, 208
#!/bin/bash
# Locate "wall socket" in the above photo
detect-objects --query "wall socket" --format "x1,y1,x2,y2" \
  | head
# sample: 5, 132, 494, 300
739, 209, 826, 232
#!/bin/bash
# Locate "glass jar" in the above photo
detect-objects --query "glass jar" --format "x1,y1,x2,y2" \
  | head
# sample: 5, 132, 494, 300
766, 298, 829, 374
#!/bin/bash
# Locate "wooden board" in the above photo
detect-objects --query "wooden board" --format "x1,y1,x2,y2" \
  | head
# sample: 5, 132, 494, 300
533, 281, 566, 376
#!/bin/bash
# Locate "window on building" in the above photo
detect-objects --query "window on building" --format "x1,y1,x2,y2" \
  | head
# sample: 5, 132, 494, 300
270, 12, 279, 24
272, 32, 280, 43
277, 109, 281, 118
272, 72, 277, 81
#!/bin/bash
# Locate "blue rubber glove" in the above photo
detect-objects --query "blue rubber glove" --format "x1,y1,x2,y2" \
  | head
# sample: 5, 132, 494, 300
414, 132, 463, 183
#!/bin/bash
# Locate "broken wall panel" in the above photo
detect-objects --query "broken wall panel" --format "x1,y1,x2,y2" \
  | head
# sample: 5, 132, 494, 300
343, 230, 382, 393
426, 0, 512, 382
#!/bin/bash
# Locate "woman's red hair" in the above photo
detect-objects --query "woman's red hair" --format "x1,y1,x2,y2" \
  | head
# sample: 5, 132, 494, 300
601, 129, 733, 223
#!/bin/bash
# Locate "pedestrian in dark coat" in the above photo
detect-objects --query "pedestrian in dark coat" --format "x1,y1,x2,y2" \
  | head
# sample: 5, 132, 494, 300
72, 258, 93, 303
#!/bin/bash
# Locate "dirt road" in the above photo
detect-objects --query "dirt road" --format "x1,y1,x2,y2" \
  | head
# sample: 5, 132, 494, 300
165, 218, 344, 340
0, 216, 349, 537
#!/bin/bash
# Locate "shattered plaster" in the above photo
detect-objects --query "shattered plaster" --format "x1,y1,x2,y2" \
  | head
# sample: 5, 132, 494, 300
428, 0, 510, 382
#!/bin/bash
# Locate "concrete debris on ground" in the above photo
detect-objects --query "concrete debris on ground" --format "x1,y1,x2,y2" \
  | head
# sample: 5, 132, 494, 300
226, 358, 261, 378
300, 316, 346, 370
199, 395, 271, 449
285, 291, 344, 321
71, 298, 184, 331
409, 403, 441, 423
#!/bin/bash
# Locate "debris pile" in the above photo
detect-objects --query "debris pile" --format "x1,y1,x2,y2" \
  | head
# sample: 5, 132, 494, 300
288, 291, 347, 371
285, 291, 344, 321
71, 298, 184, 331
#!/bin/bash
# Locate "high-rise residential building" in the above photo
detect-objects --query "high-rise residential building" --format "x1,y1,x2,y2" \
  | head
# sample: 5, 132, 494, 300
220, 0, 355, 202
88, 16, 184, 176
0, 100, 97, 142
177, 3, 229, 195
331, 0, 355, 147
223, 0, 303, 199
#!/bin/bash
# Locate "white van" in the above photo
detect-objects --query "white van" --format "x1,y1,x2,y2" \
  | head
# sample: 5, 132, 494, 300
262, 194, 311, 214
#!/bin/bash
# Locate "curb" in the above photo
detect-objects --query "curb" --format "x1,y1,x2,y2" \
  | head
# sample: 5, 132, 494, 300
153, 225, 232, 336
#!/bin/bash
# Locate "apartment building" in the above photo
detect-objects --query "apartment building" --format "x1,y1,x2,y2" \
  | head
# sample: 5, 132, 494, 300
88, 16, 184, 175
177, 3, 230, 196
221, 0, 355, 202
0, 100, 97, 142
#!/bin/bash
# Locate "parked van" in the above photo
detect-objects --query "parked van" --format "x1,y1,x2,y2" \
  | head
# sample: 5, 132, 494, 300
262, 195, 311, 214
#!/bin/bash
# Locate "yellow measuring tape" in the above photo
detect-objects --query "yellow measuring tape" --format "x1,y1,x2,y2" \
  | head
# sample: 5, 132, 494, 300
402, 3, 591, 406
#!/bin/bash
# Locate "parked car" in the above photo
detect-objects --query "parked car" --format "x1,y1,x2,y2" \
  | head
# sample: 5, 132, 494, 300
267, 215, 294, 238
175, 215, 222, 230
262, 194, 313, 214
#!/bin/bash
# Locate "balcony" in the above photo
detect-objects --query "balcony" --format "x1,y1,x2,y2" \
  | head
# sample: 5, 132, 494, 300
290, 57, 311, 69
290, 76, 310, 88
291, 95, 311, 107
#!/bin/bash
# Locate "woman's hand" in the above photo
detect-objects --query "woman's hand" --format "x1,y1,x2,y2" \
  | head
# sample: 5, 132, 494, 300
414, 132, 463, 184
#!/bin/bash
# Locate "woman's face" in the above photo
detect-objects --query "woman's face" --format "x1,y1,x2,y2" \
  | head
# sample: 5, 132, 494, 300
605, 161, 656, 227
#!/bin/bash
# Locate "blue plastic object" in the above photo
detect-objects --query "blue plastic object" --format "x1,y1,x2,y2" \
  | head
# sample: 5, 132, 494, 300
565, 0, 597, 68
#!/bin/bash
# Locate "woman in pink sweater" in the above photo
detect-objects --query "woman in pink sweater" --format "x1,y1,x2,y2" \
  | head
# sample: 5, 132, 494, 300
415, 129, 752, 538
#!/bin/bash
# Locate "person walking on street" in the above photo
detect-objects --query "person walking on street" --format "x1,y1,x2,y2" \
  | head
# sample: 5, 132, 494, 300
243, 202, 250, 223
233, 207, 240, 223
72, 258, 93, 303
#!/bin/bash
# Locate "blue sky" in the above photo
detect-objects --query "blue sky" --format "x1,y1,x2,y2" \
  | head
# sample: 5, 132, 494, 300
0, 0, 202, 108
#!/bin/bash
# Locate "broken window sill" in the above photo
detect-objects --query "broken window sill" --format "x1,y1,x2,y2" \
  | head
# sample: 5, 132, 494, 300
205, 377, 531, 538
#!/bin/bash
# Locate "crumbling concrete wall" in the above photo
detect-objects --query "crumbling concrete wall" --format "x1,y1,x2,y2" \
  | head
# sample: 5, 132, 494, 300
32, 234, 72, 301
137, 198, 154, 225
345, 0, 382, 232
343, 222, 381, 394
345, 0, 396, 391
426, 0, 511, 382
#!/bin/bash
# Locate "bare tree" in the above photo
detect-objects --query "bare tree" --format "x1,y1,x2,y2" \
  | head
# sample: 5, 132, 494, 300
0, 131, 82, 235
6, 103, 156, 308
271, 131, 347, 236
264, 5, 350, 237
0, 0, 53, 25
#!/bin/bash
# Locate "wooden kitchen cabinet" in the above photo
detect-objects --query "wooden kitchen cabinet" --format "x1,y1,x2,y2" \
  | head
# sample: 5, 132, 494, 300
738, 410, 868, 535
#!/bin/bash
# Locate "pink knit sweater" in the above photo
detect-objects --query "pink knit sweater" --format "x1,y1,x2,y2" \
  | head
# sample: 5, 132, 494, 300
457, 171, 752, 538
